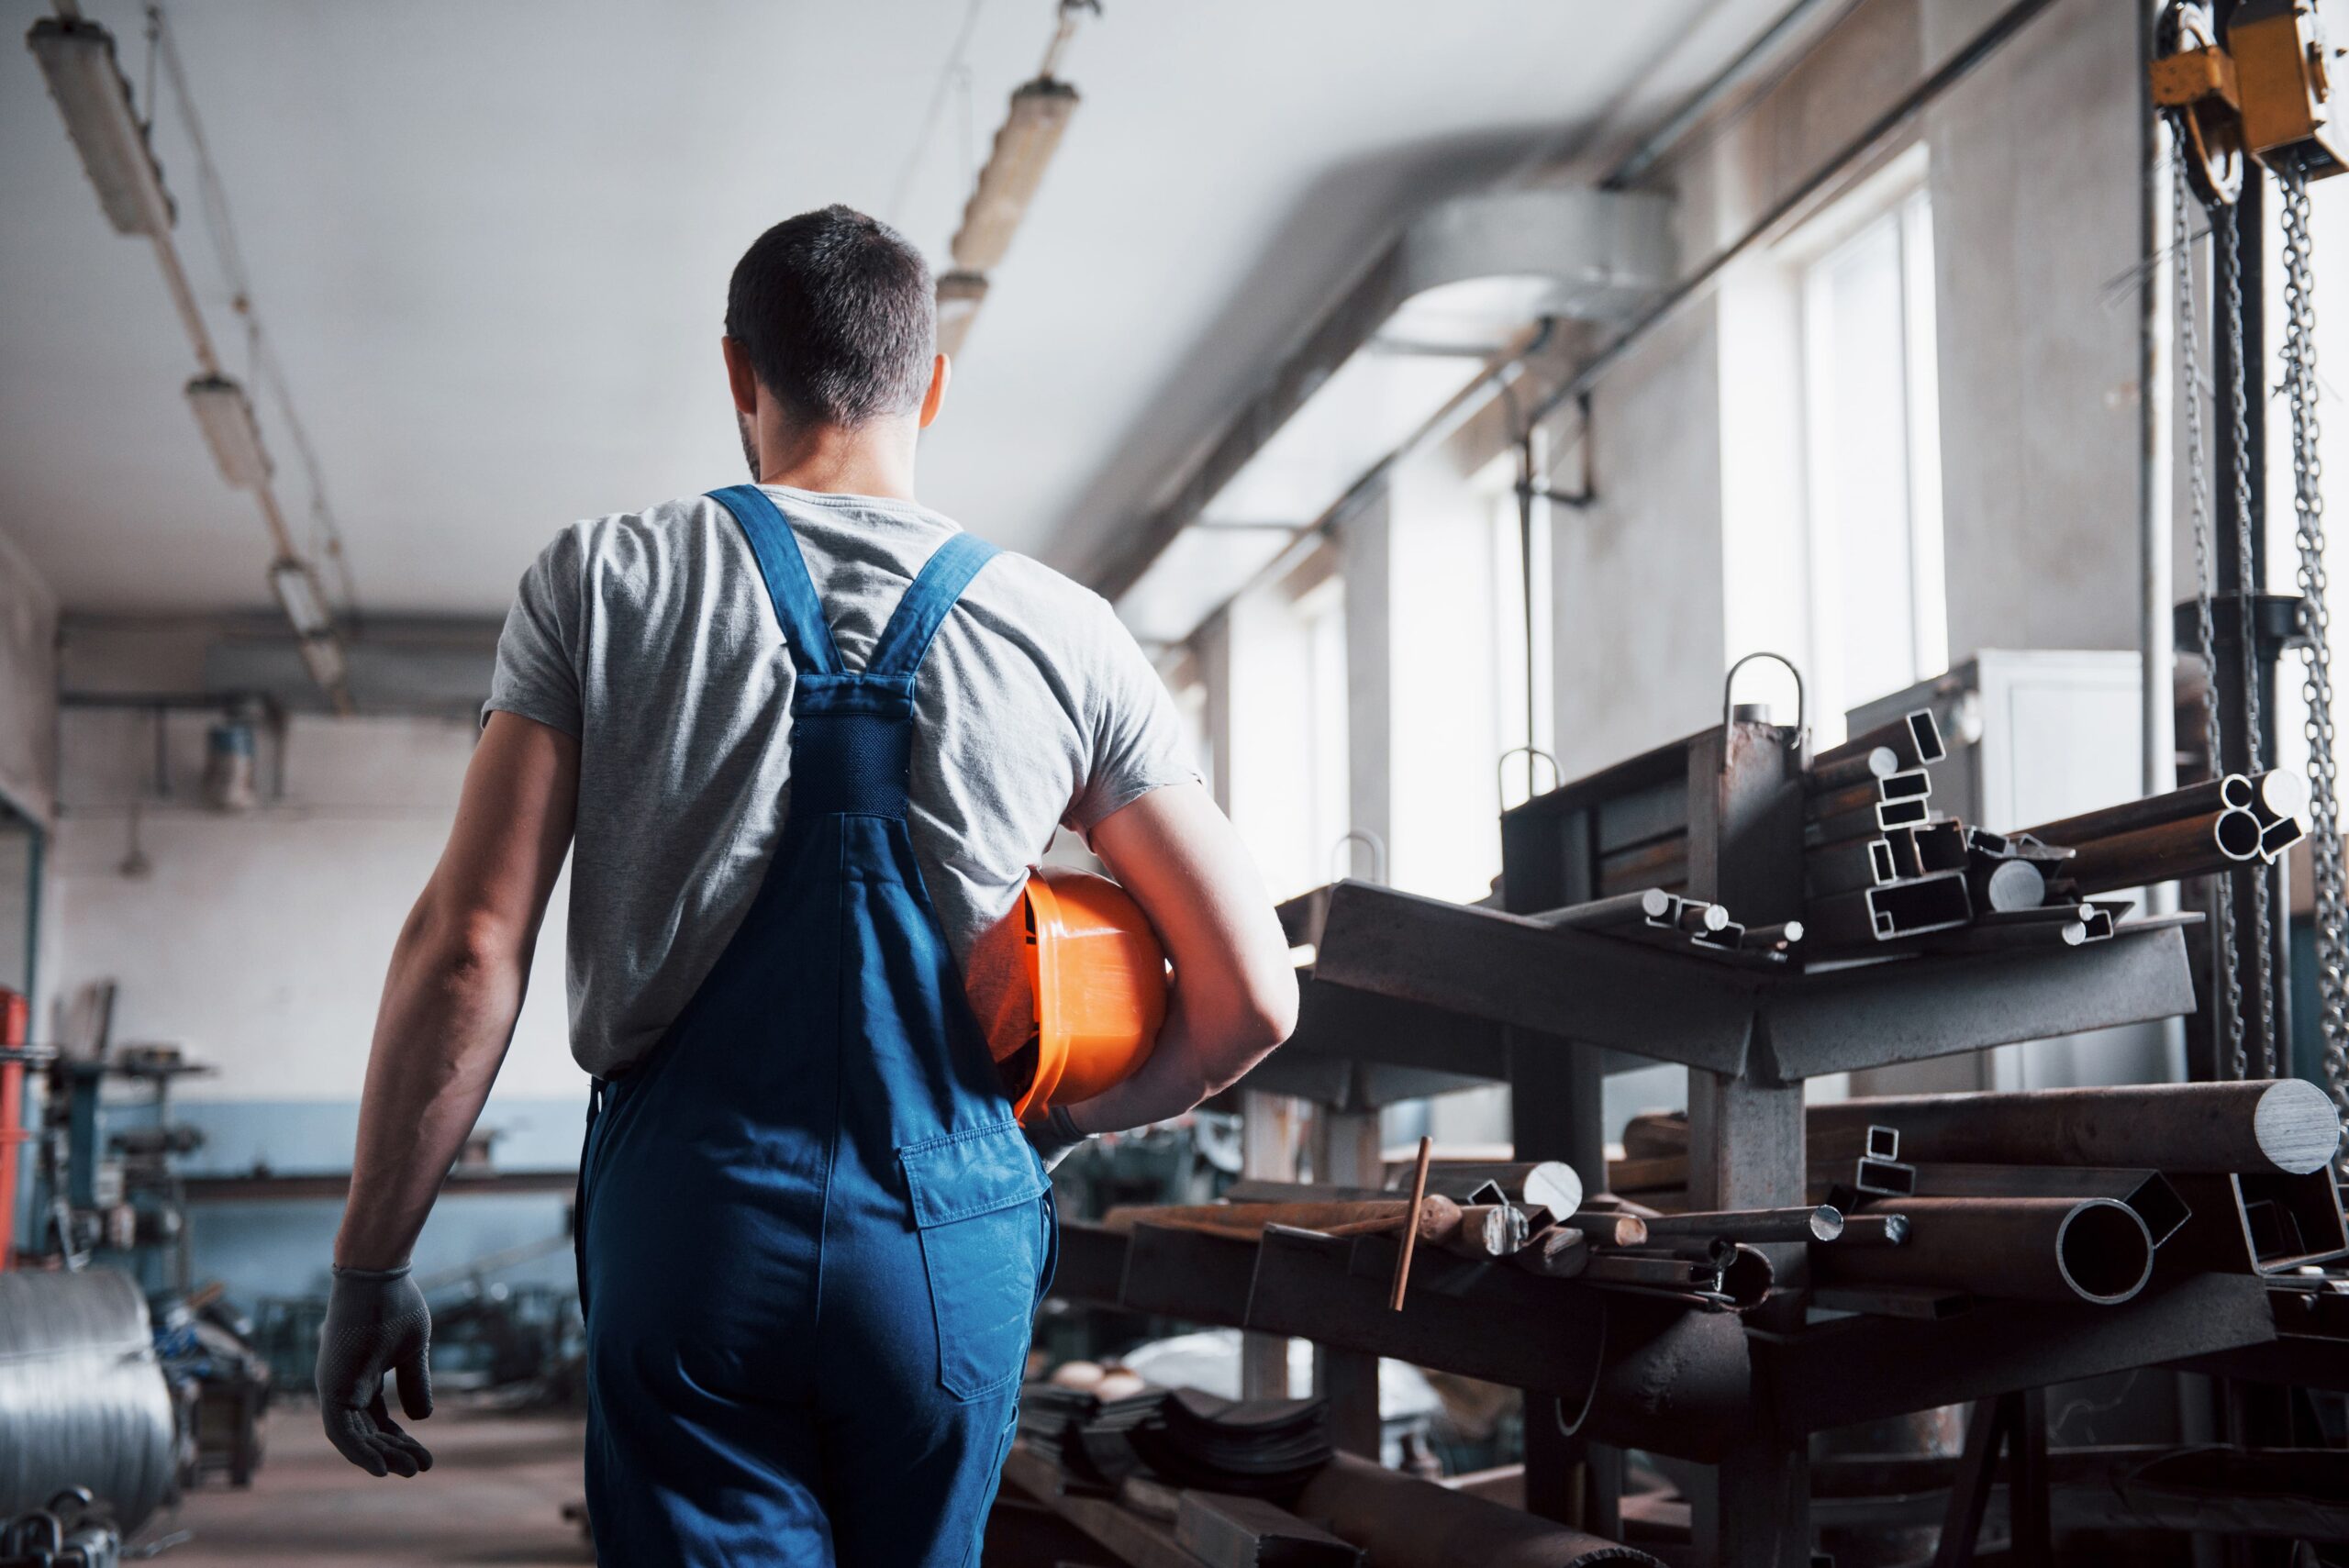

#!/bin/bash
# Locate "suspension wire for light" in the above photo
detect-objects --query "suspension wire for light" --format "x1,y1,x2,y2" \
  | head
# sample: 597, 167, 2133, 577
885, 0, 992, 225
148, 3, 362, 616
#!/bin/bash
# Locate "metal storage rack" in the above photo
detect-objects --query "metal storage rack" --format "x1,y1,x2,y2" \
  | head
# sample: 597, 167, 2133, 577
1050, 708, 2336, 1566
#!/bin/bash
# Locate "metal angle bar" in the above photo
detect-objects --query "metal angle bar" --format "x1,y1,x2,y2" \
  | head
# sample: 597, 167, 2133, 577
1275, 977, 1513, 1081
1119, 1218, 1261, 1325
1242, 1224, 1611, 1393
1310, 880, 1760, 1073
1756, 921, 2196, 1080
1764, 1271, 2277, 1434
1048, 1219, 1130, 1307
1929, 1394, 2010, 1568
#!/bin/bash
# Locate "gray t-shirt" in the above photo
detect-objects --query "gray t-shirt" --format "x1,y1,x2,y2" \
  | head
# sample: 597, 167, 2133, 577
486, 484, 1197, 1079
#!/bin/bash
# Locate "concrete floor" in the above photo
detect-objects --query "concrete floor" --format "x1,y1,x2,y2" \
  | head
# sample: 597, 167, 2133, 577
152, 1402, 594, 1566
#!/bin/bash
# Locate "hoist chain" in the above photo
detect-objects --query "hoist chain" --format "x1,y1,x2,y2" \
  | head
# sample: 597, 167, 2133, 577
2218, 198, 2280, 1077
2278, 160, 2349, 1162
2177, 153, 2250, 1076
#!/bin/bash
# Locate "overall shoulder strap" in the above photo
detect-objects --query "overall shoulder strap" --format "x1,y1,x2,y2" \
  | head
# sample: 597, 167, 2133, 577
864, 532, 998, 680
707, 484, 842, 675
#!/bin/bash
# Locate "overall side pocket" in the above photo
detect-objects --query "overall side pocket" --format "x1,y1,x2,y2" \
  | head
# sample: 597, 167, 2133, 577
900, 1122, 1051, 1401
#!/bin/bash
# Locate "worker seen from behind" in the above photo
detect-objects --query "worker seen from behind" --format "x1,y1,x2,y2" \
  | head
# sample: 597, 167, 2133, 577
317, 203, 1299, 1564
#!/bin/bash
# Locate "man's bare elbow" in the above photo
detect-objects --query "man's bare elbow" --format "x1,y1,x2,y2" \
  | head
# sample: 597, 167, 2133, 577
406, 897, 529, 988
1195, 971, 1299, 1096
1249, 968, 1300, 1052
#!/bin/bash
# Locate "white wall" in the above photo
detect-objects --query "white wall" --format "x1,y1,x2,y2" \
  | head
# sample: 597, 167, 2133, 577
48, 707, 578, 1106
1539, 0, 2145, 775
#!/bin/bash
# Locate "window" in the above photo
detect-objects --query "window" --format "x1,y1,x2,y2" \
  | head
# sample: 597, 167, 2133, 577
1799, 181, 1947, 736
1214, 550, 1350, 901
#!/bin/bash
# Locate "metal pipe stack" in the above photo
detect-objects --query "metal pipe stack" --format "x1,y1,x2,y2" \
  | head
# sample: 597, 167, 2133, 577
1608, 1081, 2343, 1308
1791, 706, 2309, 951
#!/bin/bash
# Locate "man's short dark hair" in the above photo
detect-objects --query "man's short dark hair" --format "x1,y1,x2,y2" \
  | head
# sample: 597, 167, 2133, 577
725, 205, 936, 427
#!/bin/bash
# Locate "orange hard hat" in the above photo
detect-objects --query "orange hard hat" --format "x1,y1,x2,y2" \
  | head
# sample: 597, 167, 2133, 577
998, 866, 1167, 1123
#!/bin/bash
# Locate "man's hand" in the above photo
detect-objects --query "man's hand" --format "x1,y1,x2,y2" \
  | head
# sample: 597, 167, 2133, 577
317, 1264, 436, 1476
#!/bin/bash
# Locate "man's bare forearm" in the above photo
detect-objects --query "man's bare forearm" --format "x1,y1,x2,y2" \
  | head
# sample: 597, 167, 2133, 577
333, 906, 532, 1270
1060, 979, 1291, 1136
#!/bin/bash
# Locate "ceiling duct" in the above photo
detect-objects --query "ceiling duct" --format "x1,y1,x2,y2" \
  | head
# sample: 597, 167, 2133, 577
1103, 183, 1673, 646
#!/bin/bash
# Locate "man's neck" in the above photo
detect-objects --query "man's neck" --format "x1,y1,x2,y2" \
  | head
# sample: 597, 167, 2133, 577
755, 417, 918, 502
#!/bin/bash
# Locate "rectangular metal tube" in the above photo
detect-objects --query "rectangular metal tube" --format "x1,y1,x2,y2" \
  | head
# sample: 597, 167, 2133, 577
1807, 872, 1972, 946
1814, 708, 1945, 771
1806, 836, 1896, 897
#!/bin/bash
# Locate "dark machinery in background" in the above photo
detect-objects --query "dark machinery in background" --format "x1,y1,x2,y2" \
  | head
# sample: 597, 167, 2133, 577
1, 984, 269, 1554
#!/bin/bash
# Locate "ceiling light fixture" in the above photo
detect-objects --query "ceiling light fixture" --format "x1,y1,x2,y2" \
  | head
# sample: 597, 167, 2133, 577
185, 375, 272, 490
935, 0, 1097, 357
26, 4, 354, 714
26, 15, 174, 238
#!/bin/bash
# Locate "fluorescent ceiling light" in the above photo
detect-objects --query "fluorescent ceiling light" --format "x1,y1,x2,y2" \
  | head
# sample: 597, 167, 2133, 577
951, 80, 1079, 275
936, 270, 988, 359
186, 375, 273, 489
27, 17, 175, 238
270, 559, 333, 639
295, 633, 349, 700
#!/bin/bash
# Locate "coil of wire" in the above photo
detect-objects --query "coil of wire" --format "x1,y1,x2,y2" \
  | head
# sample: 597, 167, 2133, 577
0, 1268, 177, 1533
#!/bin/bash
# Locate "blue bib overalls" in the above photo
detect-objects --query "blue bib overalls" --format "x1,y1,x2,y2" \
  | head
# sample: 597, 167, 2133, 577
574, 484, 1056, 1565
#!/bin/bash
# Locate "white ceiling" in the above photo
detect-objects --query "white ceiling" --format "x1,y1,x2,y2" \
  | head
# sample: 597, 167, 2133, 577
1, 0, 1787, 617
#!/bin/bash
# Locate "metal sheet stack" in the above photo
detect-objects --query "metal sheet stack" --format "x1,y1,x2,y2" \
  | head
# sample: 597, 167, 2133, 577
1798, 706, 2308, 952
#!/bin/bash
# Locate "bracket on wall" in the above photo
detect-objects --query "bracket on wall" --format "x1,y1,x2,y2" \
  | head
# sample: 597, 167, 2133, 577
1514, 390, 1598, 509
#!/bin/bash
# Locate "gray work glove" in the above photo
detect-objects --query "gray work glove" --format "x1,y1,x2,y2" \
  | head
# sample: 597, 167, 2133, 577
316, 1263, 435, 1477
1023, 1104, 1089, 1172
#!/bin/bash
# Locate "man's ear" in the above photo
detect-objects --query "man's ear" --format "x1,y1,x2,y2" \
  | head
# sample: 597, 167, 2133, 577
918, 353, 951, 430
721, 337, 759, 417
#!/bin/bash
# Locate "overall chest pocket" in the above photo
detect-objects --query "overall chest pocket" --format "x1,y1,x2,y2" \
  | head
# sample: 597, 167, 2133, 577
900, 1122, 1053, 1401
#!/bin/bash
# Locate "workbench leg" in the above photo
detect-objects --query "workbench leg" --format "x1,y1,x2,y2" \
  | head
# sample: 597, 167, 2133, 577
2006, 1388, 2051, 1568
1930, 1396, 2009, 1568
1690, 1440, 1809, 1568
1686, 1072, 1809, 1567
1311, 1106, 1385, 1457
1508, 1029, 1610, 1525
1239, 1091, 1301, 1400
